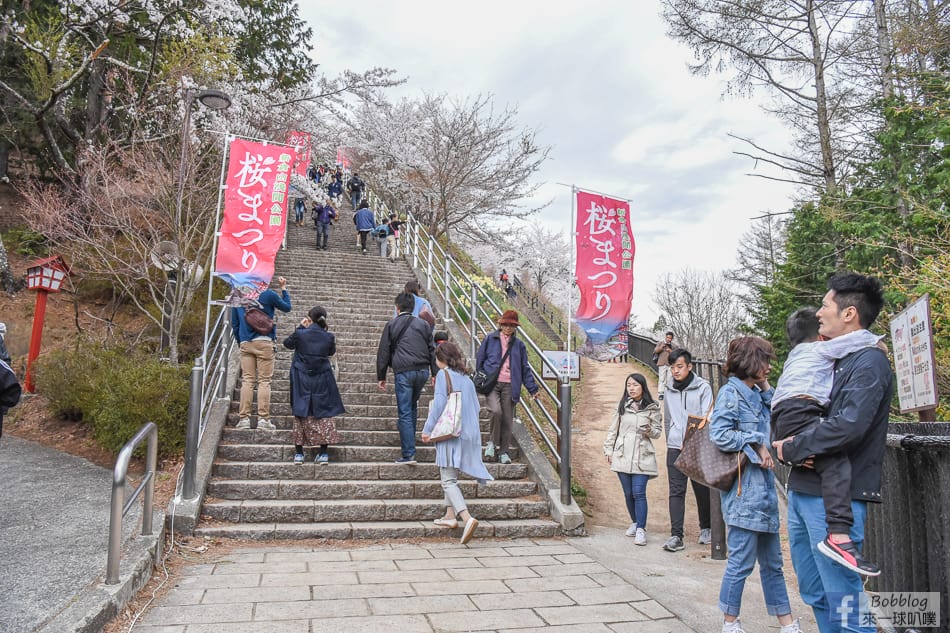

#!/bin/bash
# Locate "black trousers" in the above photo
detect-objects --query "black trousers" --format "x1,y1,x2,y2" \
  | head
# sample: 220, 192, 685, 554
359, 230, 370, 250
667, 448, 711, 538
772, 397, 853, 533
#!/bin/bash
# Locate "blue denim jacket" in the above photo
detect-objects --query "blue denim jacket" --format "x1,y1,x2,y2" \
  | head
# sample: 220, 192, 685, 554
709, 377, 779, 533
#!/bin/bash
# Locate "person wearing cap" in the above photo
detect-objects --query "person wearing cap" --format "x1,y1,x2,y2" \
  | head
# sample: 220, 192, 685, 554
475, 310, 540, 464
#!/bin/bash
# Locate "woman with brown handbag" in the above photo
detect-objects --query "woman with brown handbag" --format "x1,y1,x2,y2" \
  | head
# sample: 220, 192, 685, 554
603, 373, 662, 546
709, 336, 802, 633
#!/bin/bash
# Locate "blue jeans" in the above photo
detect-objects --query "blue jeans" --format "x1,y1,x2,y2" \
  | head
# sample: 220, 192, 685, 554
617, 472, 649, 529
351, 191, 361, 209
719, 525, 791, 617
788, 491, 873, 633
394, 369, 429, 458
316, 221, 331, 247
295, 206, 304, 223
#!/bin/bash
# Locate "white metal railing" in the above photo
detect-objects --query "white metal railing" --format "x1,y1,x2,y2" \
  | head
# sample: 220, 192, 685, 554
364, 188, 570, 471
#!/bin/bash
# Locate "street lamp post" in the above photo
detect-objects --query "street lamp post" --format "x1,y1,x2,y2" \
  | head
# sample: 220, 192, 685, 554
164, 89, 232, 359
176, 88, 231, 499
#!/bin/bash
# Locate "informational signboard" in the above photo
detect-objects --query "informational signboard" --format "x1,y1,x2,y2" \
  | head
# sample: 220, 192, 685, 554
890, 294, 939, 413
542, 351, 580, 380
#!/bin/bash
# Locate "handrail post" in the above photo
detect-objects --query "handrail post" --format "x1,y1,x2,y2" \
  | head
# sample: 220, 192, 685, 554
412, 222, 419, 269
182, 358, 204, 500
443, 258, 451, 320
558, 376, 572, 505
470, 282, 478, 360
217, 315, 233, 399
426, 239, 433, 291
107, 422, 157, 585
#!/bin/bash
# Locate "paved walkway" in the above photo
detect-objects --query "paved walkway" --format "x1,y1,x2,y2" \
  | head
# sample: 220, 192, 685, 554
135, 538, 693, 633
0, 435, 141, 632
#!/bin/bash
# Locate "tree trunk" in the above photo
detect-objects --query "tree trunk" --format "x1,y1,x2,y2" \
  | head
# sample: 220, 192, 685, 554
874, 0, 895, 99
0, 234, 19, 293
806, 0, 838, 193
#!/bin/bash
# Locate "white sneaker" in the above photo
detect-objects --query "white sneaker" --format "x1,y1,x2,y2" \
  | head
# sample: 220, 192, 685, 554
625, 523, 638, 537
722, 618, 746, 633
699, 528, 712, 544
235, 417, 251, 429
634, 528, 647, 546
256, 419, 276, 430
484, 442, 495, 458
779, 619, 802, 633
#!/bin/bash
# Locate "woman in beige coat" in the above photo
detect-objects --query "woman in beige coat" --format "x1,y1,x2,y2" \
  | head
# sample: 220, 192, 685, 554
604, 373, 663, 545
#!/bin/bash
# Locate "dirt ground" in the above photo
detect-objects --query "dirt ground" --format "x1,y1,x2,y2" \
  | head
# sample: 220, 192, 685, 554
572, 355, 704, 540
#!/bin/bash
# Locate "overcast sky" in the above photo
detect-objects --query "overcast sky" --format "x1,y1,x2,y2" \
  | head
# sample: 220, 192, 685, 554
302, 1, 799, 327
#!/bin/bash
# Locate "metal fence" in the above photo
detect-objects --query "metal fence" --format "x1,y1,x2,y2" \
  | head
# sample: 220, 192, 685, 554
866, 422, 950, 632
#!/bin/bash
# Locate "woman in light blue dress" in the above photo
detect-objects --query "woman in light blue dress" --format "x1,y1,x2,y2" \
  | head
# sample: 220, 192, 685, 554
422, 341, 494, 544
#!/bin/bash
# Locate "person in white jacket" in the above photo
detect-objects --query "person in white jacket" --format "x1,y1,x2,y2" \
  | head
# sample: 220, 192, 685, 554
604, 373, 662, 545
663, 349, 714, 552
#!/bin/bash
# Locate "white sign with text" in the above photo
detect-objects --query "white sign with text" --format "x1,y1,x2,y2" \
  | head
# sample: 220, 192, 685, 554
890, 294, 938, 413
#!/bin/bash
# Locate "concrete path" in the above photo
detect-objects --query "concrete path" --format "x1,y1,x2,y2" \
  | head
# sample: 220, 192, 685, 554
134, 538, 693, 633
0, 434, 143, 632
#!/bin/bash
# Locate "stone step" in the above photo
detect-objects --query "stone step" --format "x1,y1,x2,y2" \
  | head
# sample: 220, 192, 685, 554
200, 497, 549, 523
220, 427, 495, 447
211, 460, 530, 481
193, 518, 561, 540
206, 478, 538, 501
228, 401, 446, 418
215, 443, 519, 463
224, 416, 491, 434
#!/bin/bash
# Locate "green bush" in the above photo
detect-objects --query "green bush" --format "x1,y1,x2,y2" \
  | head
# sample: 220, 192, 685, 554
2, 227, 47, 256
36, 342, 189, 456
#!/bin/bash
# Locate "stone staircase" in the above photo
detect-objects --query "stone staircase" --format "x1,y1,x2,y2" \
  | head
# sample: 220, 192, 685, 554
195, 217, 561, 540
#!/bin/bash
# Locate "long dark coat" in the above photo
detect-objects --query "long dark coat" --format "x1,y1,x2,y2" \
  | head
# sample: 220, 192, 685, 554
282, 324, 345, 419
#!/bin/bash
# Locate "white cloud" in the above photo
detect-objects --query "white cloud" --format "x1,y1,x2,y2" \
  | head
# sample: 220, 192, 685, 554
304, 1, 799, 324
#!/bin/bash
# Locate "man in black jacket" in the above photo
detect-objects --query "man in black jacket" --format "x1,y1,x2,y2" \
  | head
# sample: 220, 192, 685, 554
377, 292, 437, 464
774, 273, 892, 633
0, 358, 21, 438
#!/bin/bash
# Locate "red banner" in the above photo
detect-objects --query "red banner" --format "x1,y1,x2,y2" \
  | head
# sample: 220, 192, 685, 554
574, 191, 635, 359
214, 138, 292, 292
286, 131, 311, 177
336, 146, 351, 170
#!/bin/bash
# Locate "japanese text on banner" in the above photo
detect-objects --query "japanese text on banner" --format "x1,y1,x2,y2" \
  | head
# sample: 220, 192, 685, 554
214, 138, 292, 299
286, 131, 311, 178
574, 191, 635, 360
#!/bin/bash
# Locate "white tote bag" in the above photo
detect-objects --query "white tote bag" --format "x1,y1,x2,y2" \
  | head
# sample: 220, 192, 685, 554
430, 370, 463, 443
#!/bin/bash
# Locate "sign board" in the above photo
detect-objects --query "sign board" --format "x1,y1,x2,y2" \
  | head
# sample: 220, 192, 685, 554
890, 294, 939, 413
542, 351, 580, 380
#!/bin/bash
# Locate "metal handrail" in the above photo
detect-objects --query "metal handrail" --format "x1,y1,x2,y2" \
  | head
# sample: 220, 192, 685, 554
107, 422, 157, 585
363, 188, 568, 467
183, 303, 235, 500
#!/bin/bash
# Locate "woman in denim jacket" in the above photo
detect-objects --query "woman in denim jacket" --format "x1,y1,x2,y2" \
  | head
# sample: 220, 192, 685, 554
710, 336, 802, 633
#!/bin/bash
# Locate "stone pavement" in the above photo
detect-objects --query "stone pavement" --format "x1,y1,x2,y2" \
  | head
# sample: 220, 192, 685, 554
133, 538, 694, 633
0, 434, 162, 633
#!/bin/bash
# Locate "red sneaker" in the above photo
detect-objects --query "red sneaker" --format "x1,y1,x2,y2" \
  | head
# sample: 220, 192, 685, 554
817, 536, 880, 576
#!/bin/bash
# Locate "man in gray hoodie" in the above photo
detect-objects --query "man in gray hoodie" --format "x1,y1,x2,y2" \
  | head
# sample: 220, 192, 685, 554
663, 348, 714, 552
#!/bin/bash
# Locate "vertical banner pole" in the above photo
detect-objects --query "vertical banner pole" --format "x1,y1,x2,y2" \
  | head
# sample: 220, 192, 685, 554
202, 131, 231, 364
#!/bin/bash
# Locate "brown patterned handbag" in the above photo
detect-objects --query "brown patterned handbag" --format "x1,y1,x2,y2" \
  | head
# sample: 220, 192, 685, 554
673, 403, 748, 494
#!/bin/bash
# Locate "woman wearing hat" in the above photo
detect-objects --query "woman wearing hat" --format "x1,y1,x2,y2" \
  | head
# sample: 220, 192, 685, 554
475, 310, 541, 464
283, 306, 346, 465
